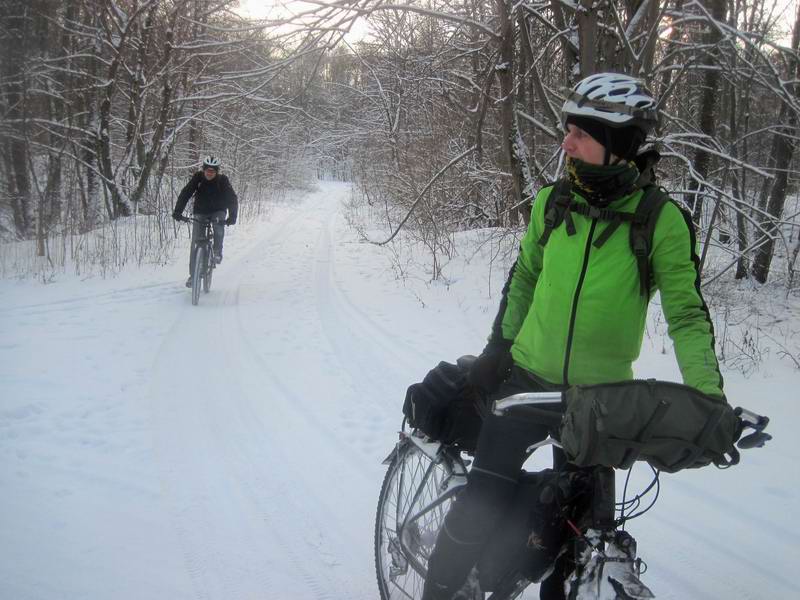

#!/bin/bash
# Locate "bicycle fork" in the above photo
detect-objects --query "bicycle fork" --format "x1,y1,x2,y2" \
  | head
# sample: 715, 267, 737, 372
565, 469, 655, 599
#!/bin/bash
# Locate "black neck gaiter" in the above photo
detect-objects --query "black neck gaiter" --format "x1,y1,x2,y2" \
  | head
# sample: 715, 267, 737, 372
566, 157, 640, 206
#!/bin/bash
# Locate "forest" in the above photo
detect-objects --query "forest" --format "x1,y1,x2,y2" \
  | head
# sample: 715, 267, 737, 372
1, 0, 798, 291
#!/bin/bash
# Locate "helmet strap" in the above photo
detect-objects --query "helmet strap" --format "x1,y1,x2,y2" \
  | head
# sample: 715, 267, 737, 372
602, 129, 612, 166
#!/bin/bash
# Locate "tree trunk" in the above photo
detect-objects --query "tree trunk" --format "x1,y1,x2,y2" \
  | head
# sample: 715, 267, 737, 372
686, 0, 726, 226
2, 0, 34, 238
130, 8, 178, 206
576, 0, 598, 77
634, 0, 663, 74
751, 1, 799, 283
82, 3, 103, 226
550, 1, 578, 82
658, 0, 686, 99
494, 0, 522, 224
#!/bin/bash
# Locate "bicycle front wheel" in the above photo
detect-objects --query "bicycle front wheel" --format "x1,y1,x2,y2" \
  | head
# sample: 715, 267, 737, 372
192, 246, 205, 305
375, 436, 467, 600
203, 255, 213, 293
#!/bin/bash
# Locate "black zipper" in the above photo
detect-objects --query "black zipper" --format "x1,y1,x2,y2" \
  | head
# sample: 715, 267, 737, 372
563, 219, 597, 385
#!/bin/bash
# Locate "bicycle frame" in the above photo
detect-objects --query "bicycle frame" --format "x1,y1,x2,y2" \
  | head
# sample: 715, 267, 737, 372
376, 389, 771, 600
180, 216, 223, 304
184, 216, 222, 257
378, 437, 653, 600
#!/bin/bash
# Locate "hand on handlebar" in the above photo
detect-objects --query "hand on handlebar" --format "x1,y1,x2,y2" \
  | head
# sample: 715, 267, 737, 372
172, 211, 183, 221
469, 341, 513, 395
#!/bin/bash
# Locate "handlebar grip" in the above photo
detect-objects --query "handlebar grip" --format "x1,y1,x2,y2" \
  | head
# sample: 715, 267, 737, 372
492, 393, 564, 428
736, 407, 768, 429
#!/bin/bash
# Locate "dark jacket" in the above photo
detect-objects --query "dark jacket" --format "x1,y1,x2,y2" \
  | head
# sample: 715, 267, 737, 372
174, 172, 238, 220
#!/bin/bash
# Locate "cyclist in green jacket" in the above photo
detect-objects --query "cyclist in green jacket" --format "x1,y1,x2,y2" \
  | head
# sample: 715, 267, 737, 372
422, 73, 724, 600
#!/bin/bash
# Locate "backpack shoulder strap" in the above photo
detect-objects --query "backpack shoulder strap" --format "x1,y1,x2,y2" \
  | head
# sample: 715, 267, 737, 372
538, 179, 574, 247
630, 185, 670, 297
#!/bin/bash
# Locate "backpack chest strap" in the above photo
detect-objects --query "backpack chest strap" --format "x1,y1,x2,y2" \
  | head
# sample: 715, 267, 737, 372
567, 202, 635, 248
536, 182, 668, 295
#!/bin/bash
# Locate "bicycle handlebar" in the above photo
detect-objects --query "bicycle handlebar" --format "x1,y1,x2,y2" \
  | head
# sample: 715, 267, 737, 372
177, 215, 226, 224
492, 392, 563, 414
492, 392, 563, 428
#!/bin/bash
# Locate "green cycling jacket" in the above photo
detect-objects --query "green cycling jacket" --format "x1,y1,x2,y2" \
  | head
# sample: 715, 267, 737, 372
494, 184, 724, 397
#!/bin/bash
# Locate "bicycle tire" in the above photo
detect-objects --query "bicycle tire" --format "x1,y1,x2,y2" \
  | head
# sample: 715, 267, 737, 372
374, 437, 467, 600
203, 251, 213, 293
192, 246, 205, 305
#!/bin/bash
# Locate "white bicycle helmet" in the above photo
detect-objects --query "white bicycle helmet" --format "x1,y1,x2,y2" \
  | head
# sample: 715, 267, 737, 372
561, 73, 658, 132
202, 155, 221, 170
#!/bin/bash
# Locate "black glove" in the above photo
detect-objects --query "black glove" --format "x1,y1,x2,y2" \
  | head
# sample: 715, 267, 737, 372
469, 340, 513, 395
403, 361, 466, 440
172, 211, 182, 221
225, 217, 236, 225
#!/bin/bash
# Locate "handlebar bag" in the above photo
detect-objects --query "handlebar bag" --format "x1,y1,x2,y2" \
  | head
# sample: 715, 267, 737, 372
559, 380, 741, 473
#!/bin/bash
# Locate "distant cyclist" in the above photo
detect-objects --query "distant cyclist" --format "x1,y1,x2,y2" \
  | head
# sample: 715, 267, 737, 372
172, 156, 238, 287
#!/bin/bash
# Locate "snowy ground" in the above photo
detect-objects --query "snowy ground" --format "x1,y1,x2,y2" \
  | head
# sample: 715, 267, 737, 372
1, 181, 798, 599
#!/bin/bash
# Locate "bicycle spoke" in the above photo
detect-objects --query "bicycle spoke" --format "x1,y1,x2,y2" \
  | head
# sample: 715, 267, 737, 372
376, 441, 466, 600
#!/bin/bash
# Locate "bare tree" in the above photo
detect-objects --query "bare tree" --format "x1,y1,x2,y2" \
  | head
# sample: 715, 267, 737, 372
684, 0, 727, 226
2, 0, 798, 293
752, 0, 800, 283
0, 0, 34, 238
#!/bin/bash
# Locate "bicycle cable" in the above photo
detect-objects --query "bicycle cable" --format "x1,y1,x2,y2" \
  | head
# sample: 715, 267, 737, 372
617, 464, 661, 527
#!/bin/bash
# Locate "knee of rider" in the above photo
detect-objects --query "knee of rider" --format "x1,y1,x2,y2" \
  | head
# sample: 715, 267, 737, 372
467, 466, 518, 502
446, 487, 514, 540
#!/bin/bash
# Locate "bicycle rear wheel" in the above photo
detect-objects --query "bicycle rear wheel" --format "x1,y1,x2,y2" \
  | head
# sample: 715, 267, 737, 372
192, 246, 205, 305
375, 435, 467, 600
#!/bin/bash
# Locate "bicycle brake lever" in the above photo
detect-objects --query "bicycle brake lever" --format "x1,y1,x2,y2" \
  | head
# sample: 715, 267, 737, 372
737, 431, 772, 449
733, 408, 772, 450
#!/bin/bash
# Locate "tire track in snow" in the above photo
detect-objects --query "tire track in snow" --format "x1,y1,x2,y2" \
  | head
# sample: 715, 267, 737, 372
150, 324, 337, 600
0, 282, 183, 317
307, 196, 436, 469
147, 202, 355, 600
311, 204, 433, 426
215, 187, 388, 597
314, 209, 435, 371
218, 290, 368, 599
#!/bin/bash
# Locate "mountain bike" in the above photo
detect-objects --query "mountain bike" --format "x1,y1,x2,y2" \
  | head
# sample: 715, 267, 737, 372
374, 389, 771, 599
179, 215, 223, 305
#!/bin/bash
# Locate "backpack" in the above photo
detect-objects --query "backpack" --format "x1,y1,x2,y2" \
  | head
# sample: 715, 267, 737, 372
537, 176, 668, 297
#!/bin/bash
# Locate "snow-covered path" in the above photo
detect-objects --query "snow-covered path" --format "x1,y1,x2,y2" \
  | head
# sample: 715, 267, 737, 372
1, 181, 798, 599
1, 183, 417, 599
147, 192, 377, 598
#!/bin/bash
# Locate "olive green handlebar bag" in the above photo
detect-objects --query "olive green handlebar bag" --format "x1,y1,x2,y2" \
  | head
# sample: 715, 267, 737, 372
560, 380, 741, 473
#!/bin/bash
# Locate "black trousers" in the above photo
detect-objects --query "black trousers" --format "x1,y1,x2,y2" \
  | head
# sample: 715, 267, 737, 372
422, 367, 568, 600
189, 210, 226, 276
